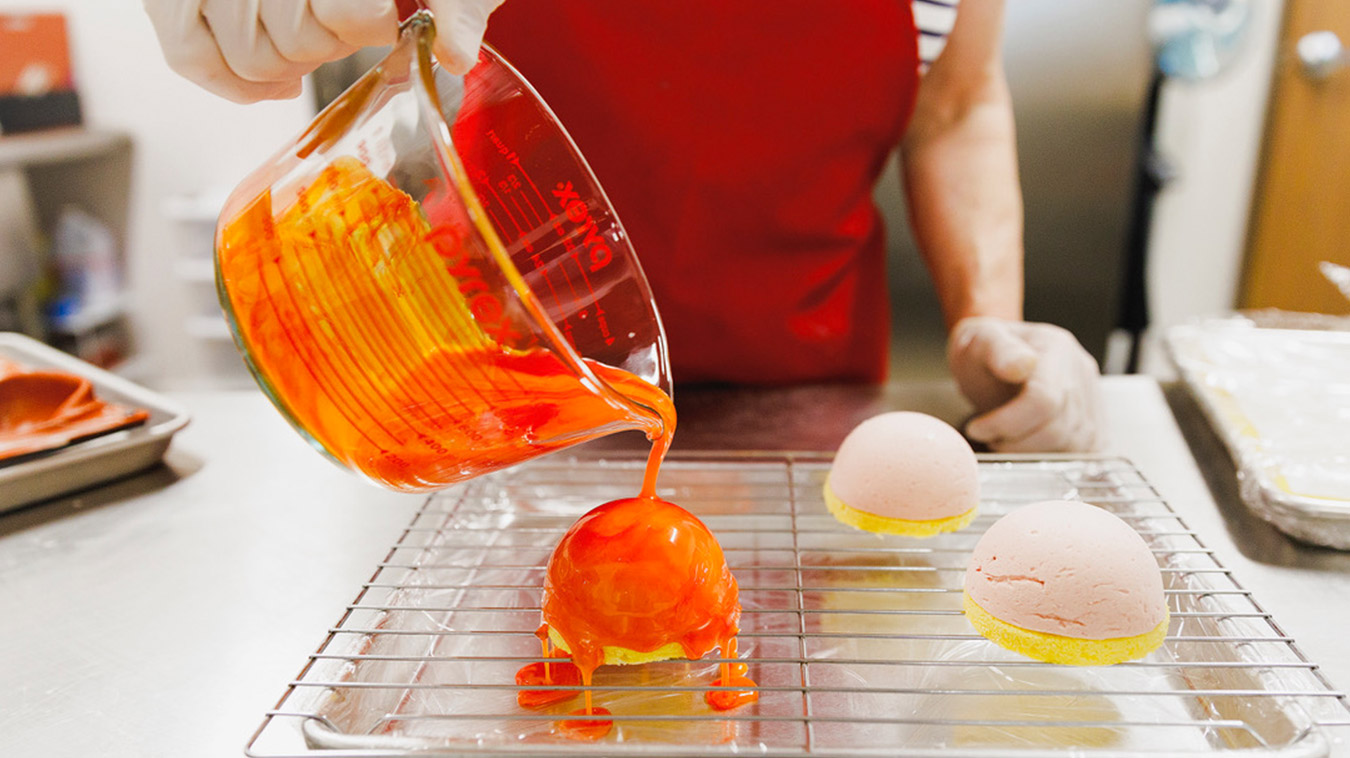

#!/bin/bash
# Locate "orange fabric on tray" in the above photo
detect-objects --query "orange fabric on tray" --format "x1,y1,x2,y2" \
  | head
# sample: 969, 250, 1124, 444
0, 361, 149, 461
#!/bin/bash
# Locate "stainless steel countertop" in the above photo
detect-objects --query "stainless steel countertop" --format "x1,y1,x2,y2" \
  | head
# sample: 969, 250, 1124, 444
2, 376, 1347, 756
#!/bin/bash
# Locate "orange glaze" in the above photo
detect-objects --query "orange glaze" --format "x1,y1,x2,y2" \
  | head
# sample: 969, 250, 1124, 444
533, 490, 757, 738
0, 366, 150, 461
706, 675, 759, 711
517, 633, 582, 708
559, 706, 612, 740
217, 158, 672, 492
541, 496, 741, 677
707, 636, 758, 711
516, 659, 581, 708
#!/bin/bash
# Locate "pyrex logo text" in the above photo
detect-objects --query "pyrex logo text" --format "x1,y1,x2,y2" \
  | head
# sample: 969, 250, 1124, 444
552, 181, 613, 272
426, 225, 523, 344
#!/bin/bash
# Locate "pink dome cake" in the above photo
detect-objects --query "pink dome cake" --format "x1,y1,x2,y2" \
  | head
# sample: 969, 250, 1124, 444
824, 412, 979, 537
963, 500, 1169, 665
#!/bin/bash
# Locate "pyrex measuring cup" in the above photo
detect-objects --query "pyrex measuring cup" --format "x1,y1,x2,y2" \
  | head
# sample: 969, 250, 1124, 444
215, 11, 671, 492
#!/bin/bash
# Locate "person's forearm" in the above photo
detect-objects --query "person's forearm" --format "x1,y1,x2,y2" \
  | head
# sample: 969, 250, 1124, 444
900, 2, 1023, 329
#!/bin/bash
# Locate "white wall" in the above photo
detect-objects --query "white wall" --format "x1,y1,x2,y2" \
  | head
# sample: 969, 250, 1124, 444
1139, 0, 1285, 375
0, 0, 315, 387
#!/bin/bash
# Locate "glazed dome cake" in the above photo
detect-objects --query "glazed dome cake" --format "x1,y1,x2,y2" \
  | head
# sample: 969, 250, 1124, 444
824, 411, 979, 536
963, 500, 1169, 665
540, 496, 741, 673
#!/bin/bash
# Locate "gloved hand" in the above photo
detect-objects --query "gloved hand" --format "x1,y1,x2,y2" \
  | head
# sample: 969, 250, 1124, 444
144, 0, 504, 104
946, 316, 1105, 453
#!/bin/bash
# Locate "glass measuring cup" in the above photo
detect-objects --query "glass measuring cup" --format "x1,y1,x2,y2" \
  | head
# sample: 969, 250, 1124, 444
215, 11, 671, 492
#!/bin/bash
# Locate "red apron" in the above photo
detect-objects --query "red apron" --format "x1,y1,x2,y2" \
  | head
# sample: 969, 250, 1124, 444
484, 1, 920, 385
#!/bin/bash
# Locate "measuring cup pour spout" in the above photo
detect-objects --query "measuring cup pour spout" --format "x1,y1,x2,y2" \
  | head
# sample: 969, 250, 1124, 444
214, 12, 672, 492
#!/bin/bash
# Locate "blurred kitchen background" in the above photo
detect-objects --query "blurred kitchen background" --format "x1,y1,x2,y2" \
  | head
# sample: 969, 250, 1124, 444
0, 0, 1345, 390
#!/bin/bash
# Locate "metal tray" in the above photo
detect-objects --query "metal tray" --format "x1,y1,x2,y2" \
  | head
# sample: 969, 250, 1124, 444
0, 332, 189, 511
247, 454, 1348, 757
1166, 320, 1350, 549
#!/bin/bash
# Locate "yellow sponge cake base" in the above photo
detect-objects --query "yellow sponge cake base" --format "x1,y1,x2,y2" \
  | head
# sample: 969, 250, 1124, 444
547, 627, 689, 667
824, 480, 977, 537
963, 593, 1168, 666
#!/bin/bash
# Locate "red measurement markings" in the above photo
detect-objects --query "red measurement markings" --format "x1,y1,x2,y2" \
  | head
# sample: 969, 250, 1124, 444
254, 244, 392, 450
495, 171, 542, 227
484, 130, 548, 221
263, 198, 430, 451
507, 158, 551, 225
484, 207, 509, 243
306, 219, 479, 437
508, 193, 538, 247
502, 171, 546, 227
529, 253, 576, 350
567, 252, 616, 347
419, 225, 532, 405
555, 250, 586, 321
328, 229, 514, 459
553, 220, 576, 258
467, 173, 512, 246
479, 180, 532, 252
464, 165, 531, 252
510, 155, 554, 223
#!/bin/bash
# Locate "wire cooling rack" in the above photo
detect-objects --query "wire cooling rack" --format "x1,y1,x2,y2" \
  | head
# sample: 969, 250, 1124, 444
247, 454, 1350, 757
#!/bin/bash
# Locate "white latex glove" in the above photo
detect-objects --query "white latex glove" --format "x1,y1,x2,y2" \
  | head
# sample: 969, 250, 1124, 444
144, 0, 503, 104
946, 316, 1105, 453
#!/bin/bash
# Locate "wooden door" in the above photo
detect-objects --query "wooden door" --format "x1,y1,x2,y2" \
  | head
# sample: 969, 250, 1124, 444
1242, 0, 1350, 315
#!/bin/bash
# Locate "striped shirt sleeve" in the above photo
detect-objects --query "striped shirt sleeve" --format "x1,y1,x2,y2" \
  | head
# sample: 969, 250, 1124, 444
913, 0, 958, 73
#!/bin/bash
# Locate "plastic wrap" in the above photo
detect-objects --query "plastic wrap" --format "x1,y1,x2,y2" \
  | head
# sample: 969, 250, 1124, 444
1167, 315, 1350, 549
246, 455, 1341, 757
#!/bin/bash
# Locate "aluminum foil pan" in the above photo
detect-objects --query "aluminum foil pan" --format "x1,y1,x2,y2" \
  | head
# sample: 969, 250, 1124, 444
1166, 315, 1350, 549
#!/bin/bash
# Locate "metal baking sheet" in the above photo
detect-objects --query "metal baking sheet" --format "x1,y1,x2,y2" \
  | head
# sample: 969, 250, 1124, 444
1167, 320, 1350, 548
247, 454, 1348, 757
0, 332, 189, 511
